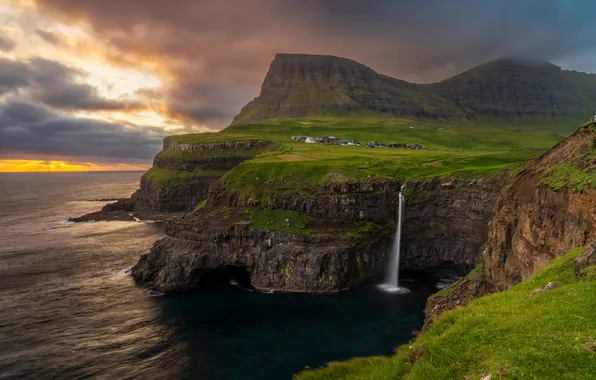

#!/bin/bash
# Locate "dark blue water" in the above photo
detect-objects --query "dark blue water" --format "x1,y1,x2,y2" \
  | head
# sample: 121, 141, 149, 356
0, 172, 438, 380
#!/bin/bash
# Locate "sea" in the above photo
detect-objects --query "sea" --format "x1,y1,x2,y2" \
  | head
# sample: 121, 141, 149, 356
0, 171, 441, 380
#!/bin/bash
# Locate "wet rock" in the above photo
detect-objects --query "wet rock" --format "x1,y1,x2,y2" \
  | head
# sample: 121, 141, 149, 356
402, 177, 499, 272
423, 262, 493, 329
132, 215, 391, 293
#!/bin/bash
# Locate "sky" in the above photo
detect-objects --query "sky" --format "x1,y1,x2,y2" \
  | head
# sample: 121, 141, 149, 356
1, 0, 596, 171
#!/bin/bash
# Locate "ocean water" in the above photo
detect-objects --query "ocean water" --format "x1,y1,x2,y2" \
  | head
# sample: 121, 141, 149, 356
0, 172, 439, 380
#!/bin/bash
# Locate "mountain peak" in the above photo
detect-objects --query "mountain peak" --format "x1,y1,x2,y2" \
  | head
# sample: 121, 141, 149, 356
231, 54, 596, 124
465, 57, 561, 74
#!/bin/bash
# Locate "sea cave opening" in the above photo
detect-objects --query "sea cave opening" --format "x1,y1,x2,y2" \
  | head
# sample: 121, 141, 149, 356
198, 264, 252, 288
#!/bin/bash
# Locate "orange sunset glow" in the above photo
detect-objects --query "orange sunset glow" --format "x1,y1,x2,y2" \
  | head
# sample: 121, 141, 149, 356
0, 160, 150, 172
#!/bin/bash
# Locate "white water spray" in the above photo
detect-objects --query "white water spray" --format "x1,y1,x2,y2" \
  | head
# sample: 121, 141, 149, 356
378, 184, 410, 294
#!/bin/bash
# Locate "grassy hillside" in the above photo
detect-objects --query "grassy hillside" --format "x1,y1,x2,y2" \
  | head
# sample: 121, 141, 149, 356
162, 117, 584, 197
296, 246, 596, 380
171, 116, 583, 150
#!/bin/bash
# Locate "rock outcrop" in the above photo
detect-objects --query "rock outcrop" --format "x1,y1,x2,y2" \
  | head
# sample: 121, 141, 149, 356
574, 242, 596, 279
131, 175, 498, 293
136, 140, 268, 212
73, 139, 270, 221
484, 124, 595, 289
209, 178, 401, 222
132, 209, 391, 293
425, 123, 596, 326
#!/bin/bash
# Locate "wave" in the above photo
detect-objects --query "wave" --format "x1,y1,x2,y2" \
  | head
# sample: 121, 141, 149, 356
110, 267, 132, 280
66, 199, 119, 204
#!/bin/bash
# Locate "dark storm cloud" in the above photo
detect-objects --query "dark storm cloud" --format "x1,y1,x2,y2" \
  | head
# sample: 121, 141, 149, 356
0, 100, 165, 163
31, 0, 596, 126
0, 57, 142, 111
0, 34, 16, 52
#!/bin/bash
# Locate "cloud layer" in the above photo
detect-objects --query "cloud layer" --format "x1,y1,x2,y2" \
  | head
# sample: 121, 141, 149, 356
0, 57, 142, 111
0, 99, 164, 163
4, 0, 596, 166
0, 55, 166, 165
34, 0, 596, 123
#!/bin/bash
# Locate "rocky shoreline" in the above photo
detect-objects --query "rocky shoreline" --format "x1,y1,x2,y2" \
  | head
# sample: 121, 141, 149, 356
72, 122, 596, 328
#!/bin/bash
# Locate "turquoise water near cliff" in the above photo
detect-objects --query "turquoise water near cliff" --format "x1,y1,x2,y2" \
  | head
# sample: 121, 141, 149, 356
0, 172, 441, 380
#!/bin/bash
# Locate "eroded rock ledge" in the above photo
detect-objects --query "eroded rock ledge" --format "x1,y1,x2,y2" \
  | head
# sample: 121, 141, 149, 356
131, 175, 499, 293
132, 209, 391, 292
425, 123, 596, 327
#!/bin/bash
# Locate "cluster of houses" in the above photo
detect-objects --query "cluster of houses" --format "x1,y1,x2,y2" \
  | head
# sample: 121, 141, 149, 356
291, 135, 360, 146
366, 141, 423, 150
292, 135, 423, 150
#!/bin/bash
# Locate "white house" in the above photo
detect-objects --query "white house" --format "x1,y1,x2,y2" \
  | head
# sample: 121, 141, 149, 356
305, 137, 316, 144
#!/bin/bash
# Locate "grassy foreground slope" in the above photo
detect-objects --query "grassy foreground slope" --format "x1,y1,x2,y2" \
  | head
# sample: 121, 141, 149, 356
296, 247, 596, 380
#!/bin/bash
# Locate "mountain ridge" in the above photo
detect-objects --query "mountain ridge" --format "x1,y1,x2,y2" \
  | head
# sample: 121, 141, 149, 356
233, 53, 596, 124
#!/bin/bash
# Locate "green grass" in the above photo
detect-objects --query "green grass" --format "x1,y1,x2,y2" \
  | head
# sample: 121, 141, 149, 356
168, 116, 580, 151
193, 199, 207, 212
345, 222, 387, 239
296, 246, 596, 380
159, 116, 588, 200
217, 147, 537, 204
540, 165, 596, 192
248, 207, 311, 235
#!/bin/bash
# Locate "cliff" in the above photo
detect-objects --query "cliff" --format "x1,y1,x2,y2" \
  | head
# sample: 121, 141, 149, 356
425, 122, 596, 326
130, 170, 499, 292
233, 54, 596, 123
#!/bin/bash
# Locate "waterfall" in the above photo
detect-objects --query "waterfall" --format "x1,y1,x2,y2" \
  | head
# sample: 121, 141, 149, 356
378, 184, 410, 294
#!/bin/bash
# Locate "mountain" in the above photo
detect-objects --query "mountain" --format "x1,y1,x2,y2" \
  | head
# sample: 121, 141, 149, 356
431, 57, 596, 117
233, 54, 596, 123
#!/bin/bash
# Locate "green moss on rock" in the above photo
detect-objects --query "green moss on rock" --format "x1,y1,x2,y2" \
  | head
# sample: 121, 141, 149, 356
248, 207, 311, 235
539, 165, 595, 192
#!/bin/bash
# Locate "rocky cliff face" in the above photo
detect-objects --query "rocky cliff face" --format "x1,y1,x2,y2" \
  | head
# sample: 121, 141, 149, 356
135, 140, 268, 213
131, 174, 498, 293
402, 178, 499, 271
233, 54, 596, 123
484, 124, 596, 288
132, 209, 391, 292
209, 178, 401, 222
424, 123, 596, 327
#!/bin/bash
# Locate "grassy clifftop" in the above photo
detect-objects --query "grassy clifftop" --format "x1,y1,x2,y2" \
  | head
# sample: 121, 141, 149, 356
296, 246, 596, 379
161, 117, 583, 197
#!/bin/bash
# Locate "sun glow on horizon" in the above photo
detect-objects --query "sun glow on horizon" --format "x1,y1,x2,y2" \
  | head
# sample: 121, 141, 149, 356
0, 160, 150, 172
